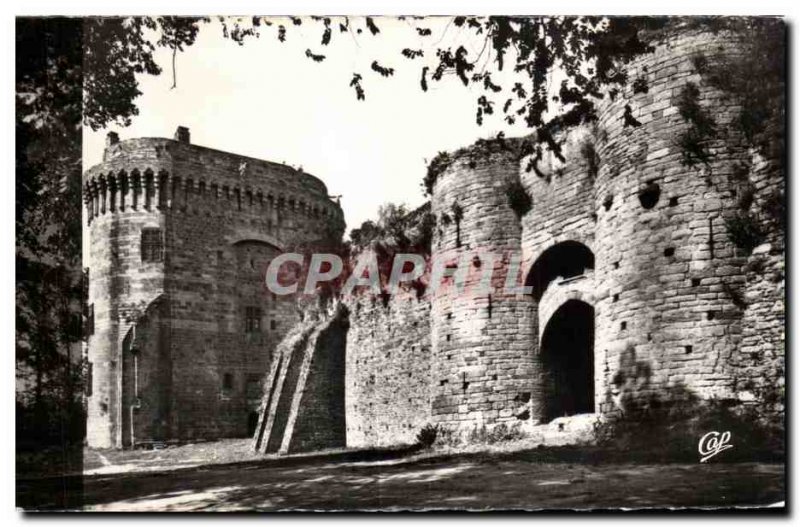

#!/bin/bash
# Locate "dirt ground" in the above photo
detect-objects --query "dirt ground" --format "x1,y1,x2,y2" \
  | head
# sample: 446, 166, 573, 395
65, 439, 787, 511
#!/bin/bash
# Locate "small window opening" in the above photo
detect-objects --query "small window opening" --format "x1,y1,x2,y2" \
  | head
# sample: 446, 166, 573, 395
245, 306, 262, 333
141, 228, 163, 262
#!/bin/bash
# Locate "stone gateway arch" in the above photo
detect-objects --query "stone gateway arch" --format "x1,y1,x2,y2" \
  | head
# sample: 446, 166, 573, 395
84, 23, 784, 452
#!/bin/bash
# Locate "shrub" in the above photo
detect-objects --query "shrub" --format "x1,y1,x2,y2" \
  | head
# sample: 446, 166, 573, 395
432, 426, 461, 449
725, 212, 764, 254
594, 392, 784, 463
487, 422, 525, 444
465, 422, 526, 445
416, 423, 440, 448
408, 210, 435, 253
676, 82, 717, 167
468, 424, 489, 444
698, 20, 784, 152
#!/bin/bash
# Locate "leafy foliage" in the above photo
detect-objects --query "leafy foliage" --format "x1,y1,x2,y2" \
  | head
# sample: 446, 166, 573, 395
423, 151, 452, 196
349, 202, 433, 255
424, 133, 525, 195
466, 422, 526, 445
370, 60, 395, 77
305, 49, 326, 62
365, 17, 380, 36
348, 219, 381, 249
350, 73, 365, 100
75, 16, 674, 183
693, 18, 785, 157
725, 212, 765, 254
401, 48, 424, 59
17, 18, 87, 456
82, 17, 206, 130
676, 82, 717, 166
416, 423, 440, 448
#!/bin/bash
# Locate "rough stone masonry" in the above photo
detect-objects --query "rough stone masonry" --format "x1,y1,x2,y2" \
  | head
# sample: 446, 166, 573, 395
83, 127, 345, 448
85, 22, 785, 452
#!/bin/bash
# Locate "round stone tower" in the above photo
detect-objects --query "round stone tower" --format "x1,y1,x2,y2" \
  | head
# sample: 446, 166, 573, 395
425, 21, 784, 435
592, 24, 784, 415
429, 141, 536, 432
83, 127, 345, 448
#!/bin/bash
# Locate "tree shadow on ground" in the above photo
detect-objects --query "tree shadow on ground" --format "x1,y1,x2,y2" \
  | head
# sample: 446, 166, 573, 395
76, 442, 785, 511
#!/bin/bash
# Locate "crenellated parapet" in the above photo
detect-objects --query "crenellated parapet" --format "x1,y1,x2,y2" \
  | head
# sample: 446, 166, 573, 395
83, 138, 344, 231
83, 127, 346, 448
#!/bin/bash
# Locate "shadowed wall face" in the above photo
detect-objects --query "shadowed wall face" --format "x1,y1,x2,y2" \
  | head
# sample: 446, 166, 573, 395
540, 300, 595, 422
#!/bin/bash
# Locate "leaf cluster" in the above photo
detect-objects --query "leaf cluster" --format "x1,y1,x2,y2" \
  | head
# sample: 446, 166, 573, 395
676, 82, 717, 167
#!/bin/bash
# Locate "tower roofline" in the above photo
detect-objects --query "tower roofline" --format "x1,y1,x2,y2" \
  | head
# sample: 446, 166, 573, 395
84, 135, 333, 199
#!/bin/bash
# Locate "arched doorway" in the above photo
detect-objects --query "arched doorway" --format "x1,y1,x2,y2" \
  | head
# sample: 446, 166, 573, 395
526, 241, 595, 301
540, 299, 595, 422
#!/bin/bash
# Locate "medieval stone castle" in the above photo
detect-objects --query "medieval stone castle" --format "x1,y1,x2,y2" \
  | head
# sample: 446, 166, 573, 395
83, 127, 345, 448
84, 25, 784, 451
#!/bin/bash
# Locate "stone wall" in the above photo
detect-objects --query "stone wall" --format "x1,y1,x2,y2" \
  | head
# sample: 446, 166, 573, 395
85, 202, 166, 448
429, 148, 536, 432
416, 25, 785, 434
344, 291, 432, 447
121, 295, 170, 446
592, 27, 784, 417
83, 131, 345, 448
87, 24, 785, 451
253, 302, 348, 454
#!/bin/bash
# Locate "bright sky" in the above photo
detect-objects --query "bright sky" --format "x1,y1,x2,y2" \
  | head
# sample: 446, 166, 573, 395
82, 17, 531, 236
